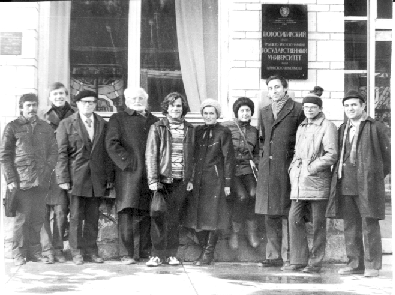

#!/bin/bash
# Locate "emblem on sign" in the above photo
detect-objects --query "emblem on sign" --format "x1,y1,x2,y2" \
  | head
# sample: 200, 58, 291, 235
280, 7, 290, 17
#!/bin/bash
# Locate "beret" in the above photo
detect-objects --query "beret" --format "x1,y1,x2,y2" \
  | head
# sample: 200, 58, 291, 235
73, 90, 98, 103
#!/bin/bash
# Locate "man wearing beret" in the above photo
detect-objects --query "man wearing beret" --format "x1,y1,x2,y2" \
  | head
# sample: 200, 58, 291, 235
56, 90, 114, 265
285, 94, 338, 273
326, 90, 391, 277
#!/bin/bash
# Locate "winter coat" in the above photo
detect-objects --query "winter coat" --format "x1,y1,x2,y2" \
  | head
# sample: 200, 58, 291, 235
184, 123, 235, 231
221, 120, 259, 176
289, 112, 338, 201
255, 98, 305, 216
145, 117, 194, 185
0, 116, 58, 191
56, 112, 114, 197
326, 117, 390, 220
40, 103, 77, 205
106, 109, 159, 212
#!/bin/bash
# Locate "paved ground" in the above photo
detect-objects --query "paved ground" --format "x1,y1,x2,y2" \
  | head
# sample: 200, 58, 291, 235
3, 255, 393, 295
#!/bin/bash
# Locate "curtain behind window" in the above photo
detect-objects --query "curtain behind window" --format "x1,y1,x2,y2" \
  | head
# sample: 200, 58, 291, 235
175, 0, 218, 112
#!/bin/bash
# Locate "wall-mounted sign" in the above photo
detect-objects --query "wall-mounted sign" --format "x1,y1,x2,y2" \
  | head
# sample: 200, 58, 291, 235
261, 5, 308, 80
1, 32, 22, 55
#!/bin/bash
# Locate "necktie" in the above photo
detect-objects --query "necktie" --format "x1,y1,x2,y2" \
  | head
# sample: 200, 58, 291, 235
86, 118, 92, 128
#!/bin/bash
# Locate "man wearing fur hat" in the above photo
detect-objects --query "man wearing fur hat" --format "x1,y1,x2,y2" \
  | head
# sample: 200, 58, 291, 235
326, 90, 390, 277
255, 75, 305, 268
285, 94, 338, 273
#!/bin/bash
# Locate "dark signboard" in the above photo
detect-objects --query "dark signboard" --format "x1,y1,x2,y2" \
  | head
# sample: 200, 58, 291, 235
1, 32, 22, 55
261, 5, 308, 79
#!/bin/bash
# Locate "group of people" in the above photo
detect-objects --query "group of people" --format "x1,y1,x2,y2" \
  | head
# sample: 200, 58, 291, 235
1, 75, 390, 278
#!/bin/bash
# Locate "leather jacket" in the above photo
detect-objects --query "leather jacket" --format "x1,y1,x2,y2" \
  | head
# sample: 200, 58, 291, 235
146, 117, 194, 185
0, 116, 58, 190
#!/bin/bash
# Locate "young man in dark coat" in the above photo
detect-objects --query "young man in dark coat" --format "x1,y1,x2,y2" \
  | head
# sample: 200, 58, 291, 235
40, 82, 77, 263
0, 93, 58, 266
255, 75, 305, 268
56, 90, 114, 265
106, 87, 159, 264
326, 90, 391, 277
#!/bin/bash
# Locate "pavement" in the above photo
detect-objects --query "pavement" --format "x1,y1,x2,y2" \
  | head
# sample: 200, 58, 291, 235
3, 255, 393, 295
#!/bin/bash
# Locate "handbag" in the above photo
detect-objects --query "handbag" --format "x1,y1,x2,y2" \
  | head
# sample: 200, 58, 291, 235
4, 187, 18, 217
235, 121, 259, 181
150, 189, 167, 217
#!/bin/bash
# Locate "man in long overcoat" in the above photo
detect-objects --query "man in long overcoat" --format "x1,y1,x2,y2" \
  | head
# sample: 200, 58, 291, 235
255, 75, 305, 267
326, 90, 391, 277
56, 90, 114, 265
106, 87, 159, 264
40, 82, 77, 263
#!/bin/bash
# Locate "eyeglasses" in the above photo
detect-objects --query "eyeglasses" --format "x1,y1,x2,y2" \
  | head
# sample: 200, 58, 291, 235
303, 106, 319, 110
79, 100, 97, 105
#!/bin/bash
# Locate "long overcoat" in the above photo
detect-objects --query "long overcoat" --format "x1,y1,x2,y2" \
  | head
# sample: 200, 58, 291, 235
255, 98, 305, 216
106, 108, 159, 212
184, 123, 235, 231
41, 103, 77, 205
326, 117, 390, 220
56, 112, 114, 197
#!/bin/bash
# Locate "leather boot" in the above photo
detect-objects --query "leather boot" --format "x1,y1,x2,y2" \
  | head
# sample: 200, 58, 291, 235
197, 231, 219, 266
229, 222, 242, 250
246, 219, 260, 248
194, 231, 208, 265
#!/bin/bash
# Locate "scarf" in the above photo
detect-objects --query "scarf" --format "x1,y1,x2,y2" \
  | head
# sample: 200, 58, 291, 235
51, 102, 72, 120
338, 111, 368, 178
271, 95, 289, 119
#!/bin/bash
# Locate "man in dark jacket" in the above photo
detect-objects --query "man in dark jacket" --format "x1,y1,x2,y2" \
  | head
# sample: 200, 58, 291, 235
106, 87, 159, 264
0, 93, 58, 266
40, 82, 77, 263
326, 90, 391, 277
255, 75, 305, 268
56, 90, 114, 265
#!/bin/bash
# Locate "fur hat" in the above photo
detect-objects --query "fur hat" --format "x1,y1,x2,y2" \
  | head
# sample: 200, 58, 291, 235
200, 98, 221, 117
233, 97, 254, 118
302, 94, 322, 108
343, 90, 365, 104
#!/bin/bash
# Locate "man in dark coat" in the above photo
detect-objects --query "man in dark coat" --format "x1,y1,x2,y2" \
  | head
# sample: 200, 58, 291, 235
0, 93, 58, 266
40, 82, 77, 263
326, 90, 391, 277
255, 75, 305, 267
56, 90, 114, 265
106, 87, 159, 264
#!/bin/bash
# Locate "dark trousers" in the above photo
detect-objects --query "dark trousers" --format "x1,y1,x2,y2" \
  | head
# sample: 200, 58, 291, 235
231, 174, 256, 223
69, 195, 100, 257
151, 179, 186, 258
41, 202, 68, 255
265, 215, 290, 262
289, 200, 327, 267
13, 187, 46, 259
118, 208, 151, 259
340, 195, 382, 270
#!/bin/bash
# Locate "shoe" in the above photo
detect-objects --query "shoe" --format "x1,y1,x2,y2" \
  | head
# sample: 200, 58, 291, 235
364, 269, 379, 277
14, 256, 26, 266
167, 256, 180, 266
197, 231, 218, 266
45, 254, 55, 264
338, 266, 364, 275
89, 254, 104, 263
246, 220, 260, 248
121, 256, 136, 265
73, 254, 84, 265
302, 265, 321, 273
281, 264, 306, 271
146, 256, 162, 267
30, 253, 52, 264
229, 222, 242, 250
259, 258, 283, 267
54, 252, 66, 263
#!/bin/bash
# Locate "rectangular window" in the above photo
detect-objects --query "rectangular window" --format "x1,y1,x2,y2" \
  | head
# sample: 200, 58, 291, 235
377, 0, 392, 19
345, 21, 367, 71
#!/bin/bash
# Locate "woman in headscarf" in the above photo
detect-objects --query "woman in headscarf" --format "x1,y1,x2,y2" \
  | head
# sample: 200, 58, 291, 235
184, 98, 235, 265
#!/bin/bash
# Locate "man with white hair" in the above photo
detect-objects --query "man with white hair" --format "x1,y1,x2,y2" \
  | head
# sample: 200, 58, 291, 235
106, 87, 159, 264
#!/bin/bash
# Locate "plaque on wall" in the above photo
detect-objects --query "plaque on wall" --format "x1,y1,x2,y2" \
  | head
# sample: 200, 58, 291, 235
0, 32, 22, 55
261, 5, 308, 80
